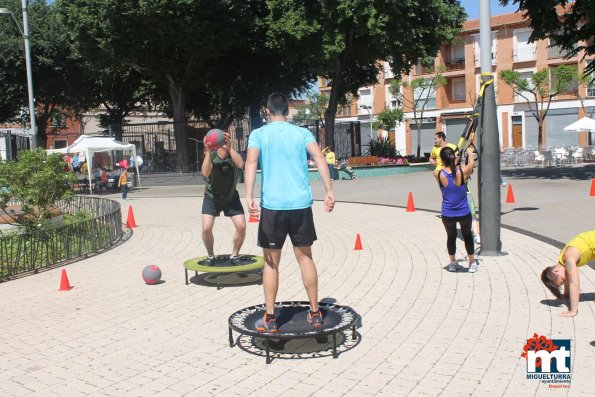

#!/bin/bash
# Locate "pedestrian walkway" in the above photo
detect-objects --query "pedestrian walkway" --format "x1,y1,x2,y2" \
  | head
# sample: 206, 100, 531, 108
0, 174, 593, 396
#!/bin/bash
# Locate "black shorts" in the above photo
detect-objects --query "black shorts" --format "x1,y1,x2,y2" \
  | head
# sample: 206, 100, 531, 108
258, 207, 317, 249
202, 195, 244, 217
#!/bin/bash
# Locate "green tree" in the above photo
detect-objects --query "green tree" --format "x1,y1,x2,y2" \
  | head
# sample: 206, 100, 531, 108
266, 0, 465, 149
59, 0, 254, 169
293, 92, 330, 127
0, 0, 94, 147
391, 65, 447, 156
373, 107, 403, 133
500, 65, 578, 151
501, 0, 595, 73
0, 149, 76, 230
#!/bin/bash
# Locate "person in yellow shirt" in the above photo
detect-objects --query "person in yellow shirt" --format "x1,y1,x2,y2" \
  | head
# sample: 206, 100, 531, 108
430, 131, 458, 170
118, 169, 129, 200
323, 147, 337, 180
541, 230, 595, 317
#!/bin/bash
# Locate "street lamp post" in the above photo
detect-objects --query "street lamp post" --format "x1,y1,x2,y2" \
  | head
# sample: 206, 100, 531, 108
360, 105, 374, 141
0, 2, 37, 149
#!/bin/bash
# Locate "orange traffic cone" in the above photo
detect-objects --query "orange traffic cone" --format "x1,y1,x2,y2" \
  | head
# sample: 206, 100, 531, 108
354, 234, 363, 250
590, 178, 595, 197
58, 269, 72, 291
126, 206, 137, 228
406, 192, 416, 212
248, 213, 259, 223
506, 184, 516, 204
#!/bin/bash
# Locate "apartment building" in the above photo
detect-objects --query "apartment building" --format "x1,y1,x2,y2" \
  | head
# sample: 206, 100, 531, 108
320, 10, 595, 156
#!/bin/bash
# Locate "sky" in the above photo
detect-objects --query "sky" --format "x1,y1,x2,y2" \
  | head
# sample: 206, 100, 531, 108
461, 0, 520, 20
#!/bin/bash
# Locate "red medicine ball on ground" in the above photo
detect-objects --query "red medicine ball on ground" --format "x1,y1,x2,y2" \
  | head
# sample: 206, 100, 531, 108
204, 129, 225, 150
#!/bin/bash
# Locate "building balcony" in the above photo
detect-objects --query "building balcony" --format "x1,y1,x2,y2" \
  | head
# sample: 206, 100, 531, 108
548, 44, 576, 59
512, 46, 536, 62
443, 57, 466, 72
474, 52, 496, 67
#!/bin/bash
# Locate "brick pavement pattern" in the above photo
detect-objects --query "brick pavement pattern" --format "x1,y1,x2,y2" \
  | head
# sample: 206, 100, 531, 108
0, 185, 593, 396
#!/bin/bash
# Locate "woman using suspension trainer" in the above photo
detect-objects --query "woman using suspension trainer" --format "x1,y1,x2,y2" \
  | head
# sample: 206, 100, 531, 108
434, 146, 479, 273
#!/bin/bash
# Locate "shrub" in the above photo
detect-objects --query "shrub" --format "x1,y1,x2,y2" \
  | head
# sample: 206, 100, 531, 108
0, 149, 77, 230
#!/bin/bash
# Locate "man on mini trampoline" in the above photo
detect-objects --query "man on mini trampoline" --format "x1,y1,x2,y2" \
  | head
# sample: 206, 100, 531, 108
201, 131, 246, 266
245, 92, 335, 333
541, 230, 595, 317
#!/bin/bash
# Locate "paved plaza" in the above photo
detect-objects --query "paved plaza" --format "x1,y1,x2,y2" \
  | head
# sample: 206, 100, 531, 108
0, 165, 594, 396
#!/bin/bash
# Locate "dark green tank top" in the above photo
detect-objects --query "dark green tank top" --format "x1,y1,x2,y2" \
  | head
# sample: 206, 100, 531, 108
205, 152, 239, 204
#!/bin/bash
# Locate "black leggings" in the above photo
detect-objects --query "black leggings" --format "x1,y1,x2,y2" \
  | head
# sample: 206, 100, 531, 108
441, 212, 474, 256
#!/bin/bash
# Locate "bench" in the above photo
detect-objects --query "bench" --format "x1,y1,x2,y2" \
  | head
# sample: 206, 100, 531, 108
347, 156, 378, 166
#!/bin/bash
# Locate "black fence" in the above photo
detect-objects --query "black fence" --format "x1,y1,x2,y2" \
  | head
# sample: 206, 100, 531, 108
110, 119, 361, 173
111, 120, 250, 173
1, 130, 31, 161
0, 196, 123, 280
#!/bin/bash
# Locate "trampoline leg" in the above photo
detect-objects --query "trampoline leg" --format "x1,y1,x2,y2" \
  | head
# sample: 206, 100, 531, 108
352, 325, 356, 340
265, 339, 271, 364
332, 333, 338, 359
185, 269, 188, 285
228, 327, 234, 347
217, 276, 221, 290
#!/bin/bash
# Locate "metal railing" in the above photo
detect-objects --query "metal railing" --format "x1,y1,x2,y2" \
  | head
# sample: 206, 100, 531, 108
443, 57, 465, 71
0, 196, 123, 280
548, 45, 576, 59
513, 46, 536, 62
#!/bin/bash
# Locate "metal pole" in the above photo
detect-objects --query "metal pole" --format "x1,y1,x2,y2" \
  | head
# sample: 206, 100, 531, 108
369, 109, 373, 141
21, 0, 37, 149
478, 0, 501, 255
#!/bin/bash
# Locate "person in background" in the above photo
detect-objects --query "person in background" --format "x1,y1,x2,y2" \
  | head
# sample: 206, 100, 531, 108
324, 147, 338, 180
118, 168, 128, 200
430, 131, 458, 171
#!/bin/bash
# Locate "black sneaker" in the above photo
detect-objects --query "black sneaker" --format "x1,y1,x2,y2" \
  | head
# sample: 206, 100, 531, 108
255, 315, 278, 333
307, 310, 324, 328
201, 256, 215, 266
229, 256, 242, 266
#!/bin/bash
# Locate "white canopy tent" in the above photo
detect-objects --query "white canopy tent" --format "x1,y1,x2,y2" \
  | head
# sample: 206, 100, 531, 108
48, 135, 141, 194
564, 117, 595, 146
564, 116, 595, 132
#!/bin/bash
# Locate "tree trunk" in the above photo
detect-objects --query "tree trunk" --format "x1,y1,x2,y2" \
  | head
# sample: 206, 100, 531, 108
538, 121, 544, 152
168, 82, 189, 171
249, 98, 264, 133
324, 62, 346, 151
417, 127, 422, 158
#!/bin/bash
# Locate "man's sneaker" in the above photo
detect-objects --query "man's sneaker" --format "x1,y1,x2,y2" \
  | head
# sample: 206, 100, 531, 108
468, 261, 479, 273
474, 234, 481, 245
255, 315, 278, 333
201, 256, 215, 266
229, 256, 242, 266
307, 310, 324, 328
447, 262, 458, 272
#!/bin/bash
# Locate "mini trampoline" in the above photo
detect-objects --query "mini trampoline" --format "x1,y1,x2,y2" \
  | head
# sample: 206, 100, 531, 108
183, 254, 264, 288
228, 301, 357, 364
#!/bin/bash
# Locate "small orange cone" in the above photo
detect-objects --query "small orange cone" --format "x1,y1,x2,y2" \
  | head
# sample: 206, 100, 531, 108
506, 184, 515, 204
590, 178, 595, 197
354, 234, 363, 250
58, 269, 72, 291
248, 213, 259, 223
406, 192, 416, 212
126, 206, 137, 228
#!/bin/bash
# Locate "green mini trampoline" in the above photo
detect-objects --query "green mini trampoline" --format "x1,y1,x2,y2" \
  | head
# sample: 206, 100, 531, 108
183, 254, 264, 288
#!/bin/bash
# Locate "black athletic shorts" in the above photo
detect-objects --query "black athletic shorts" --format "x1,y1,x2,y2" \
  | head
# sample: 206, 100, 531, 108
258, 207, 317, 249
202, 195, 244, 217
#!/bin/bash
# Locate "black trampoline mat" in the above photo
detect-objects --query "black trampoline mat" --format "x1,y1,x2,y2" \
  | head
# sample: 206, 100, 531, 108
200, 255, 258, 267
229, 301, 357, 339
